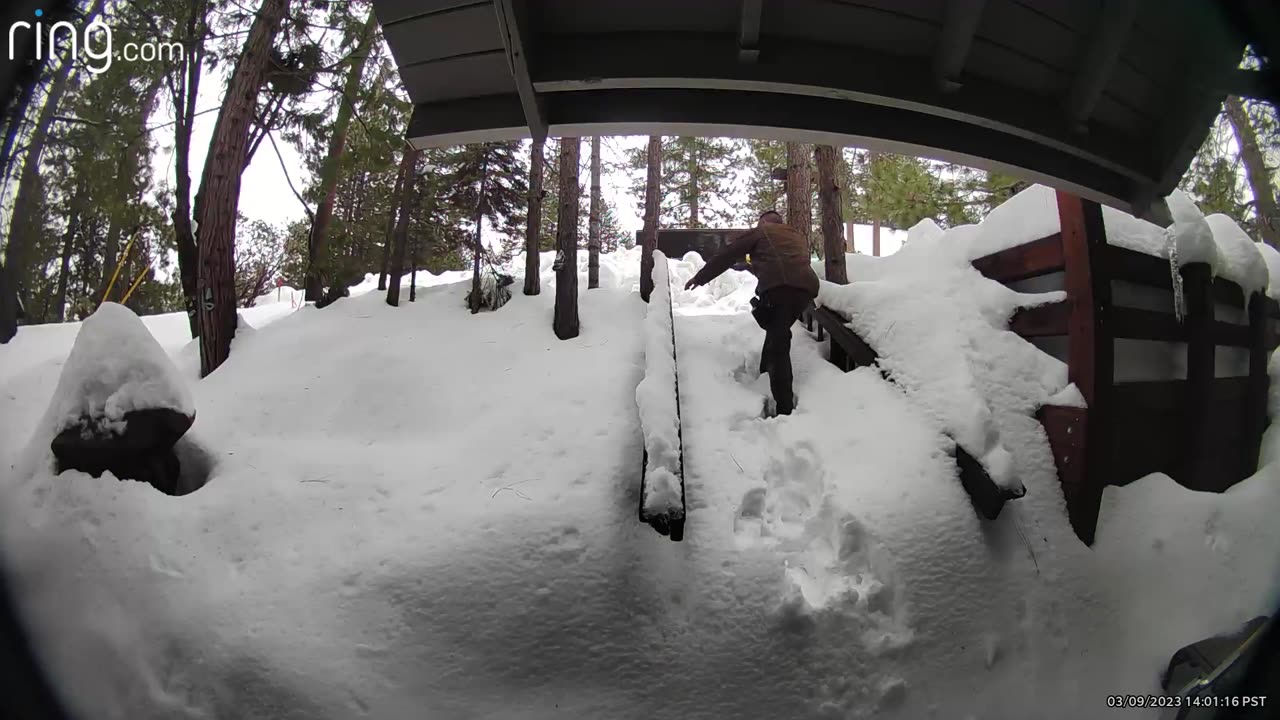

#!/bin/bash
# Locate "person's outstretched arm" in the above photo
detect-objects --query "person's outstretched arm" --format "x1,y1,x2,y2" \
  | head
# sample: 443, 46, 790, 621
685, 229, 760, 290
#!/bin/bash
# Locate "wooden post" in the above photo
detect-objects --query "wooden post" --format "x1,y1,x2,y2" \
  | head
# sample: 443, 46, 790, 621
1179, 264, 1214, 490
1242, 293, 1269, 477
1056, 190, 1112, 545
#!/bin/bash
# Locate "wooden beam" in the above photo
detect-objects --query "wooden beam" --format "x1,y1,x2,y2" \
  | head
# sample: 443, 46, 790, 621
933, 0, 987, 92
493, 0, 547, 142
1065, 0, 1140, 130
1109, 306, 1182, 341
971, 233, 1064, 283
738, 0, 763, 63
1179, 263, 1215, 491
1010, 301, 1068, 337
1105, 244, 1171, 290
1057, 190, 1111, 545
1242, 293, 1269, 480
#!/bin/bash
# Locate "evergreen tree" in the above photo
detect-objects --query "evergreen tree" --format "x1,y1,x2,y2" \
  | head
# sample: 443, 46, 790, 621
628, 136, 738, 227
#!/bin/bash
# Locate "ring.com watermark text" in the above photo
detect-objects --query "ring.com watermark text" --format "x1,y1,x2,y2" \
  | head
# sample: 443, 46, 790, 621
8, 8, 183, 75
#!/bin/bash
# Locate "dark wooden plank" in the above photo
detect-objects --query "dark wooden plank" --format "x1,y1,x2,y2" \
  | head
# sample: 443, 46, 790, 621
1010, 301, 1068, 337
1242, 293, 1270, 480
1179, 262, 1215, 491
1104, 243, 1171, 290
1213, 320, 1251, 348
1109, 380, 1181, 486
1266, 297, 1280, 319
811, 306, 877, 370
1037, 403, 1089, 505
1110, 306, 1183, 341
1057, 191, 1111, 546
1212, 277, 1246, 309
971, 233, 1064, 284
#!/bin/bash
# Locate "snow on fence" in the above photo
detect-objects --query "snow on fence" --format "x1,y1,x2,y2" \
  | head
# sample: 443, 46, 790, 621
970, 189, 1280, 544
635, 251, 685, 541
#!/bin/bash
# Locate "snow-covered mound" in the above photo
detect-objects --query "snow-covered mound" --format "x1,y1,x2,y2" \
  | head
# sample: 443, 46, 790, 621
1260, 242, 1280, 301
15, 303, 194, 478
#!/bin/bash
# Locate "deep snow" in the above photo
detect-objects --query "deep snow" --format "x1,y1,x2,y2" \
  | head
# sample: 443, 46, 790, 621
636, 251, 684, 520
0, 193, 1278, 719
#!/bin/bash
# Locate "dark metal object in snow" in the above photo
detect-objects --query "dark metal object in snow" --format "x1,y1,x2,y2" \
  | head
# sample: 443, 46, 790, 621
52, 408, 196, 496
1161, 615, 1271, 716
638, 270, 685, 542
802, 303, 1023, 520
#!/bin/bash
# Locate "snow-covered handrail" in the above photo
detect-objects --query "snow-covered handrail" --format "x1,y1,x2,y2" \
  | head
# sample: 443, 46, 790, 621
636, 251, 685, 541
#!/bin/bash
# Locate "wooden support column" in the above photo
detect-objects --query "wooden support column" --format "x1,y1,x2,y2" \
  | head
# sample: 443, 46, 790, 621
1242, 292, 1268, 478
1179, 264, 1214, 490
1053, 190, 1111, 545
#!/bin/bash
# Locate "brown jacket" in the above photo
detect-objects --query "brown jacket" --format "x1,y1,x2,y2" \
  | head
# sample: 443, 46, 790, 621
691, 224, 820, 297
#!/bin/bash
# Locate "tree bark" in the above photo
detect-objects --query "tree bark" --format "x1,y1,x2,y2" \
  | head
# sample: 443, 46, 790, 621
53, 187, 85, 323
305, 11, 378, 301
869, 150, 881, 256
195, 0, 289, 377
524, 137, 544, 295
640, 135, 662, 302
469, 149, 491, 314
588, 135, 602, 289
174, 0, 209, 337
553, 137, 581, 339
386, 147, 419, 306
688, 143, 699, 227
1223, 96, 1280, 249
409, 235, 419, 302
0, 258, 17, 342
378, 147, 410, 290
815, 145, 848, 284
786, 142, 812, 253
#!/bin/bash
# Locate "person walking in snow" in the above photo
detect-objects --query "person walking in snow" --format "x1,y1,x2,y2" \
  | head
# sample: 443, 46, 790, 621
683, 210, 820, 416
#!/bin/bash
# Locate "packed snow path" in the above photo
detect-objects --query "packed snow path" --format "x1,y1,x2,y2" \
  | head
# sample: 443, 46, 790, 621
0, 246, 1277, 719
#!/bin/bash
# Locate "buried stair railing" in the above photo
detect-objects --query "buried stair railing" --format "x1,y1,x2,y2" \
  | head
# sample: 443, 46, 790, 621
637, 254, 686, 541
801, 303, 1024, 521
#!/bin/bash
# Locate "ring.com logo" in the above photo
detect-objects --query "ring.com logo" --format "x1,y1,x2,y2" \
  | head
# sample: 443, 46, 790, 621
8, 8, 184, 75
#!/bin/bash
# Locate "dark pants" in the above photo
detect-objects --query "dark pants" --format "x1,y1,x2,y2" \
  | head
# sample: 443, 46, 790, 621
751, 286, 812, 415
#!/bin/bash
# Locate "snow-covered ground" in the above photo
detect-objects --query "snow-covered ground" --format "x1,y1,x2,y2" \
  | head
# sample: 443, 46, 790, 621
1, 193, 1279, 719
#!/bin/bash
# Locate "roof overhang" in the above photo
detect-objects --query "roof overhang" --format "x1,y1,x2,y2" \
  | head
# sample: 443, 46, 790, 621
373, 0, 1277, 216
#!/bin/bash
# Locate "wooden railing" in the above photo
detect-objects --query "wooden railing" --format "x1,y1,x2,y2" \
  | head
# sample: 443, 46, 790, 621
970, 190, 1280, 544
801, 304, 1024, 521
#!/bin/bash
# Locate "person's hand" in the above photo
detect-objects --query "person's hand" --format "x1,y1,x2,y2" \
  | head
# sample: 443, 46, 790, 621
684, 277, 702, 291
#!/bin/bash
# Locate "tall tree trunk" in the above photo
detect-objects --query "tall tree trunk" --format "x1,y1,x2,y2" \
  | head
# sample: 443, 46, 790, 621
1223, 96, 1280, 249
409, 235, 419, 303
378, 146, 411, 290
386, 147, 420, 306
815, 145, 848, 284
588, 135, 602, 289
688, 144, 699, 227
174, 0, 209, 337
786, 142, 812, 253
639, 135, 662, 302
0, 258, 17, 342
869, 150, 881, 256
53, 188, 85, 323
4, 33, 85, 309
524, 137, 545, 295
469, 150, 491, 314
554, 137, 582, 339
306, 11, 378, 301
0, 72, 39, 196
195, 0, 289, 377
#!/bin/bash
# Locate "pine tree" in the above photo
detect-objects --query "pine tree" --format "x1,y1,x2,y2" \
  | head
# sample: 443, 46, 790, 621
1223, 96, 1279, 248
815, 145, 847, 283
786, 142, 813, 254
629, 136, 738, 227
553, 137, 581, 339
195, 0, 290, 377
743, 140, 786, 221
639, 135, 661, 302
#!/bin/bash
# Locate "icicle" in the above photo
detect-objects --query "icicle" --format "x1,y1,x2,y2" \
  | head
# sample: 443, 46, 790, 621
1166, 226, 1186, 323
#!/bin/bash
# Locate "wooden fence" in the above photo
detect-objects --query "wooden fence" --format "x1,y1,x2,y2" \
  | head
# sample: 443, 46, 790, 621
971, 191, 1280, 544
